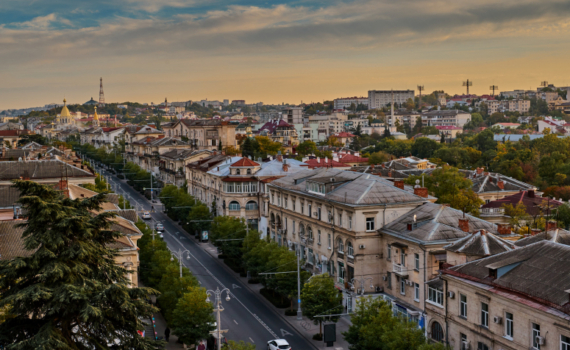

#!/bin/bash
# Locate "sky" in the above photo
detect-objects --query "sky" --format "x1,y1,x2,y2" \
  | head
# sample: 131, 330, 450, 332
2, 0, 570, 110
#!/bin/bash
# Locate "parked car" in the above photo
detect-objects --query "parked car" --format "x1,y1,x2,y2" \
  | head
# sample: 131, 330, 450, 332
156, 223, 164, 231
141, 212, 151, 220
267, 339, 291, 350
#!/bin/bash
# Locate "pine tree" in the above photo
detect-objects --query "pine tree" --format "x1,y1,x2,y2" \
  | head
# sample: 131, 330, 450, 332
0, 180, 161, 349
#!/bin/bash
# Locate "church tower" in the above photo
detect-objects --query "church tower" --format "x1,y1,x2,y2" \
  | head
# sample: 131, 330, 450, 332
93, 106, 99, 127
98, 78, 106, 107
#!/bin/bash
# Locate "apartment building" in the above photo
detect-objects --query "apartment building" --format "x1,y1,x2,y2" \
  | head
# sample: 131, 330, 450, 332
368, 90, 415, 109
266, 169, 430, 308
283, 107, 303, 125
125, 136, 189, 173
421, 110, 471, 127
80, 127, 125, 148
333, 97, 369, 110
378, 203, 513, 330
486, 100, 530, 114
162, 119, 237, 151
257, 119, 300, 154
158, 149, 211, 187
388, 111, 420, 128
428, 241, 570, 350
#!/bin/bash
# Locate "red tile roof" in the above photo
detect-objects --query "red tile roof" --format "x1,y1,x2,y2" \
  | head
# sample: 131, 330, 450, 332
338, 154, 368, 163
231, 157, 260, 167
482, 190, 562, 216
0, 130, 32, 136
305, 158, 347, 169
335, 132, 356, 138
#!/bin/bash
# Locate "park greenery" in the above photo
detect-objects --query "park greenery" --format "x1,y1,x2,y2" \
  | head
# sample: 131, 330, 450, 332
0, 181, 161, 349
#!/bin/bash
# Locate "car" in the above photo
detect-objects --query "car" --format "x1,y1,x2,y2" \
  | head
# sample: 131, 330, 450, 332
141, 212, 151, 220
267, 339, 291, 350
156, 223, 164, 232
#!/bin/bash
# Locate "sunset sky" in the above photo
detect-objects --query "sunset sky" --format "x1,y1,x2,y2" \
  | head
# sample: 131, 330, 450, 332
2, 0, 570, 110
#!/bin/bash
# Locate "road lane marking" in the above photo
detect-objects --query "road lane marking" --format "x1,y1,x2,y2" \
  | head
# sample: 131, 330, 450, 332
232, 284, 241, 289
233, 320, 238, 325
281, 329, 293, 337
169, 234, 279, 339
249, 337, 255, 343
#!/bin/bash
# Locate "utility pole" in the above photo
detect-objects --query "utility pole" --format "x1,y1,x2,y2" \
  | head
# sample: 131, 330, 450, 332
417, 85, 424, 111
489, 85, 499, 96
463, 79, 473, 95
297, 244, 302, 320
206, 287, 231, 350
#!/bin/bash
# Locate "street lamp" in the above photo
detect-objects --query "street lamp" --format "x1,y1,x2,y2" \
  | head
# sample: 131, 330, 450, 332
350, 276, 374, 296
170, 248, 190, 278
206, 287, 231, 350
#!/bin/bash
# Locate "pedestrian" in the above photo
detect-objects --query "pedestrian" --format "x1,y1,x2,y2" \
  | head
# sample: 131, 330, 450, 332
164, 327, 170, 342
198, 340, 206, 350
151, 205, 154, 213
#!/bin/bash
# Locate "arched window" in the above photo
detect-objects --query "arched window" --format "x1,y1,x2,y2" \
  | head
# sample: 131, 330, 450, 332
338, 238, 344, 252
270, 213, 275, 228
431, 322, 444, 342
299, 224, 305, 237
276, 216, 282, 228
229, 201, 240, 210
245, 201, 258, 210
347, 242, 354, 257
236, 169, 241, 175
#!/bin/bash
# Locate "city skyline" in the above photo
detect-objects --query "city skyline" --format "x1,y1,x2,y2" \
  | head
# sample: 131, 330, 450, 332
2, 0, 570, 110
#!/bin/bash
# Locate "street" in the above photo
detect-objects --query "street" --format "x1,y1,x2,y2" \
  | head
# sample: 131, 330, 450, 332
98, 166, 317, 350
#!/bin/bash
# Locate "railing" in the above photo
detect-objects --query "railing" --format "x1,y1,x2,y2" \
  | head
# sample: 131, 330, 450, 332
337, 250, 344, 259
347, 255, 354, 264
393, 263, 408, 277
481, 208, 504, 216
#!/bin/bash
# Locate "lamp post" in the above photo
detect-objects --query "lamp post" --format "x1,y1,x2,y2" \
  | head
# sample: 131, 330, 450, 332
170, 248, 190, 278
206, 287, 231, 350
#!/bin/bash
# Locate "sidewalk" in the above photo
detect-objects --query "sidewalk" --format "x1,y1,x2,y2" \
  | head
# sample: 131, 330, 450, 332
199, 239, 352, 350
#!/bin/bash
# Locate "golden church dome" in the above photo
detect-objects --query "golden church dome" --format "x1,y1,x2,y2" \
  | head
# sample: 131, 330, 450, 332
60, 98, 71, 118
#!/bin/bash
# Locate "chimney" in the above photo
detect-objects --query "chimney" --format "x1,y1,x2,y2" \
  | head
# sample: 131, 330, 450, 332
458, 218, 470, 233
476, 167, 484, 175
394, 180, 405, 190
413, 187, 428, 198
528, 190, 535, 198
283, 163, 289, 172
546, 220, 558, 232
496, 224, 511, 235
497, 180, 504, 190
58, 180, 69, 198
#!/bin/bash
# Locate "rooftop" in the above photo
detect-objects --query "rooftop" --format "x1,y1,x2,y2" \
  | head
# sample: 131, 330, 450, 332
0, 160, 94, 181
515, 228, 570, 247
445, 229, 516, 256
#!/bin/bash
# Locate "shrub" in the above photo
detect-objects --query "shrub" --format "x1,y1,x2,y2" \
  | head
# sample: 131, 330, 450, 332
312, 334, 323, 341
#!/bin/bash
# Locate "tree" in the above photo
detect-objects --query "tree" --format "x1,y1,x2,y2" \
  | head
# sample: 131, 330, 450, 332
502, 203, 528, 232
225, 145, 240, 156
411, 138, 440, 159
404, 165, 473, 203
296, 140, 318, 157
255, 136, 282, 157
449, 189, 484, 217
0, 181, 160, 349
301, 274, 342, 336
557, 204, 570, 229
241, 137, 258, 159
326, 136, 344, 147
188, 204, 212, 236
368, 151, 390, 165
420, 126, 439, 135
171, 287, 216, 346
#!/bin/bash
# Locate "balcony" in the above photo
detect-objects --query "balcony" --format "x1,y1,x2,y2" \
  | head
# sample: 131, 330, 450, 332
337, 250, 344, 259
347, 255, 354, 265
480, 208, 504, 216
393, 263, 408, 277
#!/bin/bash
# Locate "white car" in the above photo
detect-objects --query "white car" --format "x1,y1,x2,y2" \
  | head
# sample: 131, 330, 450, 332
267, 339, 291, 350
156, 223, 164, 232
141, 212, 151, 220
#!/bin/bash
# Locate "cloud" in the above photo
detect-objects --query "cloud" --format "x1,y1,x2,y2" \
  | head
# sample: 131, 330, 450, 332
11, 13, 72, 30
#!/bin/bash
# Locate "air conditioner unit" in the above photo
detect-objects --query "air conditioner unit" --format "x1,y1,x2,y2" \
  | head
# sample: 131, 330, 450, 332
359, 244, 365, 249
382, 276, 388, 281
408, 280, 414, 286
535, 336, 545, 346
462, 341, 470, 350
493, 316, 502, 324
448, 291, 455, 299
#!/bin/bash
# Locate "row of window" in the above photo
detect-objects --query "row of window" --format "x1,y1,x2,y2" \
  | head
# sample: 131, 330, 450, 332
387, 245, 421, 270
223, 182, 258, 193
228, 201, 258, 211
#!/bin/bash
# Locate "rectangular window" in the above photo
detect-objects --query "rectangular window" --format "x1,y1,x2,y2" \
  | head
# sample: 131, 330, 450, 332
477, 342, 489, 350
328, 234, 331, 249
301, 203, 304, 214
460, 294, 467, 318
414, 283, 420, 301
400, 250, 406, 266
308, 204, 312, 218
292, 220, 295, 233
461, 334, 467, 350
366, 217, 375, 231
561, 335, 570, 350
387, 272, 392, 289
387, 245, 391, 260
293, 200, 296, 211
414, 253, 420, 270
338, 262, 345, 283
328, 210, 332, 223
400, 279, 405, 295
349, 216, 352, 230
481, 302, 489, 328
428, 286, 443, 306
505, 312, 513, 339
317, 207, 321, 220
284, 197, 287, 208
318, 230, 321, 244
532, 323, 541, 349
338, 213, 342, 226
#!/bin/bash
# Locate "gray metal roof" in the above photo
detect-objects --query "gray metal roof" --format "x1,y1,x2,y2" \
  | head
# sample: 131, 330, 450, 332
160, 149, 198, 160
382, 202, 503, 243
255, 158, 308, 177
515, 229, 570, 247
460, 169, 535, 194
445, 230, 516, 256
449, 241, 570, 307
269, 168, 428, 206
0, 160, 94, 180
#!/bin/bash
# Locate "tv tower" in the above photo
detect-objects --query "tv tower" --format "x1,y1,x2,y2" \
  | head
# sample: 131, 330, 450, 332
98, 77, 106, 107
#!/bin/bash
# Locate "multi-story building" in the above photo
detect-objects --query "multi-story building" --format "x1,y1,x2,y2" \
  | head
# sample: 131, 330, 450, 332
388, 111, 420, 129
333, 97, 369, 110
283, 107, 303, 125
429, 240, 570, 350
368, 90, 415, 109
162, 119, 237, 151
487, 100, 531, 114
80, 127, 125, 148
257, 119, 300, 154
125, 136, 189, 173
158, 149, 211, 187
266, 169, 430, 307
421, 110, 471, 127
232, 100, 246, 107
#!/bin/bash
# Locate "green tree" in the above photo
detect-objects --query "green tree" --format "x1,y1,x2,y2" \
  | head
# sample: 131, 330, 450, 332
502, 203, 528, 232
557, 204, 570, 229
296, 140, 318, 158
368, 151, 390, 165
255, 136, 282, 156
241, 137, 258, 159
301, 273, 342, 336
188, 204, 212, 237
411, 138, 440, 159
405, 166, 473, 204
449, 189, 484, 217
171, 287, 215, 347
0, 181, 160, 349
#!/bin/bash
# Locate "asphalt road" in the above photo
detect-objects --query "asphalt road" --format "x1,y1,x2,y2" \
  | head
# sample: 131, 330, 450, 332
95, 165, 315, 350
